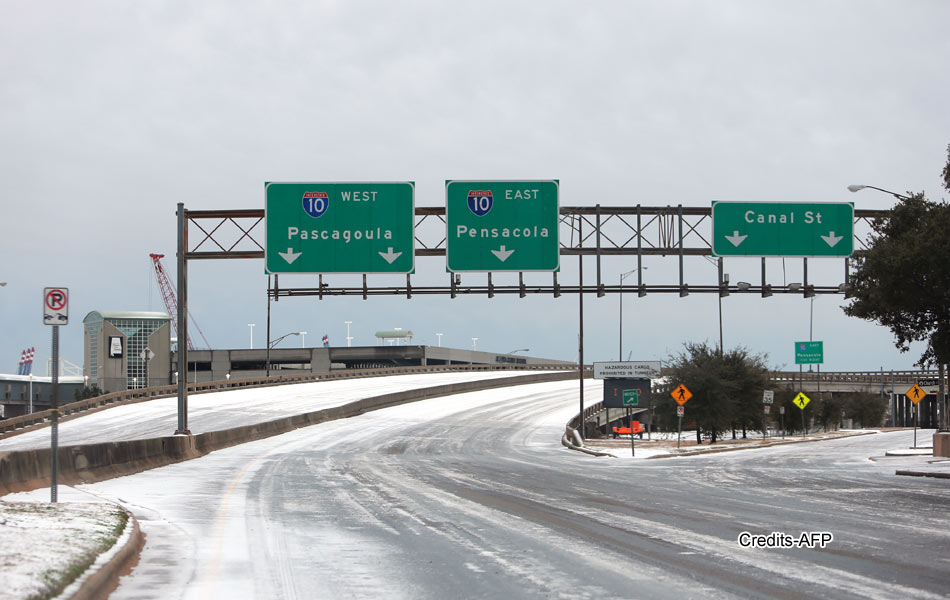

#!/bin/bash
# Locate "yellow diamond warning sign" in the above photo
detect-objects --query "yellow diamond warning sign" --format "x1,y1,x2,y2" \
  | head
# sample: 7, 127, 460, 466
671, 384, 692, 405
906, 384, 925, 405
793, 392, 811, 410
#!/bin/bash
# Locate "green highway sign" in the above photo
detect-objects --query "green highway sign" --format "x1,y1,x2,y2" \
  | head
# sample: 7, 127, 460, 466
623, 389, 640, 406
795, 341, 824, 365
711, 202, 854, 257
265, 182, 414, 274
446, 180, 559, 272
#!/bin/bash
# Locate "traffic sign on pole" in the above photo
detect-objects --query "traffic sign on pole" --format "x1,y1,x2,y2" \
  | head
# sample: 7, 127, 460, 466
604, 378, 650, 409
671, 384, 692, 405
622, 389, 640, 406
793, 392, 811, 410
446, 180, 559, 272
265, 182, 415, 274
795, 341, 824, 365
906, 384, 925, 405
711, 202, 854, 257
43, 288, 68, 326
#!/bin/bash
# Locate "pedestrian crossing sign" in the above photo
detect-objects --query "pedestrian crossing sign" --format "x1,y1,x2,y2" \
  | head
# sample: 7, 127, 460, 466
671, 384, 692, 405
906, 384, 925, 405
793, 392, 811, 410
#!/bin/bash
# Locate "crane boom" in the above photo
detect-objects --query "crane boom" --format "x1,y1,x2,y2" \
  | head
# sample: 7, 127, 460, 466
149, 253, 210, 350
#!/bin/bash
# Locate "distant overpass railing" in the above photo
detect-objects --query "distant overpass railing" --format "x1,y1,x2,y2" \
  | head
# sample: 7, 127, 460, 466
769, 370, 941, 389
0, 363, 576, 439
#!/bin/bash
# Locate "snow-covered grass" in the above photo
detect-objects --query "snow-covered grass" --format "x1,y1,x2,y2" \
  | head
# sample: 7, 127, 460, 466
584, 428, 884, 459
0, 499, 128, 600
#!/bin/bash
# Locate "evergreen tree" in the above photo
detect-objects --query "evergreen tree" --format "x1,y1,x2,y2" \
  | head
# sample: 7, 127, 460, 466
666, 342, 770, 443
843, 143, 950, 428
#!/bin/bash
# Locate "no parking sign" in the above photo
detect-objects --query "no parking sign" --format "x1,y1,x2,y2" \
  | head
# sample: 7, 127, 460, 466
43, 287, 68, 326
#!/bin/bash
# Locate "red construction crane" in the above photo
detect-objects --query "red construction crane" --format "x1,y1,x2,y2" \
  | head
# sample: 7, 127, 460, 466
149, 253, 210, 351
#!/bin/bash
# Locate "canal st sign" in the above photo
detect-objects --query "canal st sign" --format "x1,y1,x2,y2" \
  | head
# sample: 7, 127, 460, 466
446, 180, 559, 272
265, 182, 415, 274
711, 202, 854, 257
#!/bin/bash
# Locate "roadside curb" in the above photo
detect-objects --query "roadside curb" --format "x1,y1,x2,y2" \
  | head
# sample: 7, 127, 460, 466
62, 508, 144, 600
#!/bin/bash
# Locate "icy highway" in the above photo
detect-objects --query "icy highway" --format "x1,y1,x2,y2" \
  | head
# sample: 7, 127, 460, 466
63, 379, 949, 599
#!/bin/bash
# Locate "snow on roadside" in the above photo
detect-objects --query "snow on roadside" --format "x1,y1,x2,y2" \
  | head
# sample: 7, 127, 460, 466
0, 496, 127, 600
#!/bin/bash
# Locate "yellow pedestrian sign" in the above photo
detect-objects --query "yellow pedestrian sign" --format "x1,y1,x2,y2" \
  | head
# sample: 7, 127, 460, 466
906, 384, 925, 405
793, 392, 811, 410
671, 384, 692, 405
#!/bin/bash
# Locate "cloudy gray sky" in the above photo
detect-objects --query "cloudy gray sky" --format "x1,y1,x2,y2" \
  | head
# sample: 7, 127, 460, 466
2, 0, 948, 376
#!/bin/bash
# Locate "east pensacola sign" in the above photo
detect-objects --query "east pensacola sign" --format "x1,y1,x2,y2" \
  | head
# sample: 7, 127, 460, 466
795, 341, 824, 365
711, 201, 854, 257
446, 180, 559, 272
265, 182, 415, 274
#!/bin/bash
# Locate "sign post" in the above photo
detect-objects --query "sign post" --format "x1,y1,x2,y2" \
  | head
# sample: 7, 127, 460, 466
671, 384, 692, 449
43, 287, 68, 503
711, 202, 854, 257
446, 180, 559, 272
795, 340, 824, 418
603, 378, 650, 457
676, 405, 685, 449
265, 182, 415, 274
793, 392, 811, 438
906, 384, 925, 448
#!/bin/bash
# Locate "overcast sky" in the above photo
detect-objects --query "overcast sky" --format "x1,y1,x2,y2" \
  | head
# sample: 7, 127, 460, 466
2, 0, 949, 378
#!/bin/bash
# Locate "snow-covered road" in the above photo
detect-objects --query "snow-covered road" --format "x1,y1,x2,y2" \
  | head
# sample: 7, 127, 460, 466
0, 370, 542, 451
8, 377, 948, 599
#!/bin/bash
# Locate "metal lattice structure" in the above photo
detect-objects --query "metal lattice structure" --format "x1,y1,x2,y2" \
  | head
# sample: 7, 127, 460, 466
179, 205, 888, 298
172, 203, 890, 436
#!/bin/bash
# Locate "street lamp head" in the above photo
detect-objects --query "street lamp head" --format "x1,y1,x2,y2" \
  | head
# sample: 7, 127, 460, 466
846, 184, 911, 201
0, 281, 7, 287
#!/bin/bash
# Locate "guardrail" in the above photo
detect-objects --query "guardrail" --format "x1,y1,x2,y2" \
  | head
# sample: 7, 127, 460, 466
0, 363, 576, 439
769, 370, 941, 387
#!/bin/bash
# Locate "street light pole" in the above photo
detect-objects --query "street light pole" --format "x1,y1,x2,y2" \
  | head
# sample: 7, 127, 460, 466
269, 331, 302, 348
436, 333, 443, 347
344, 321, 353, 347
248, 323, 255, 349
619, 268, 646, 360
299, 331, 307, 347
847, 184, 912, 201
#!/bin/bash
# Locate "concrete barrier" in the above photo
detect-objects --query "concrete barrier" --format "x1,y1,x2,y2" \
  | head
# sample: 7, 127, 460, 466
0, 363, 574, 439
934, 432, 950, 457
1, 370, 577, 495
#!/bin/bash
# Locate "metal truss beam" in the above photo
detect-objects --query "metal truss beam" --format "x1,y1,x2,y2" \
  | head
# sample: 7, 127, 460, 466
180, 205, 887, 297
